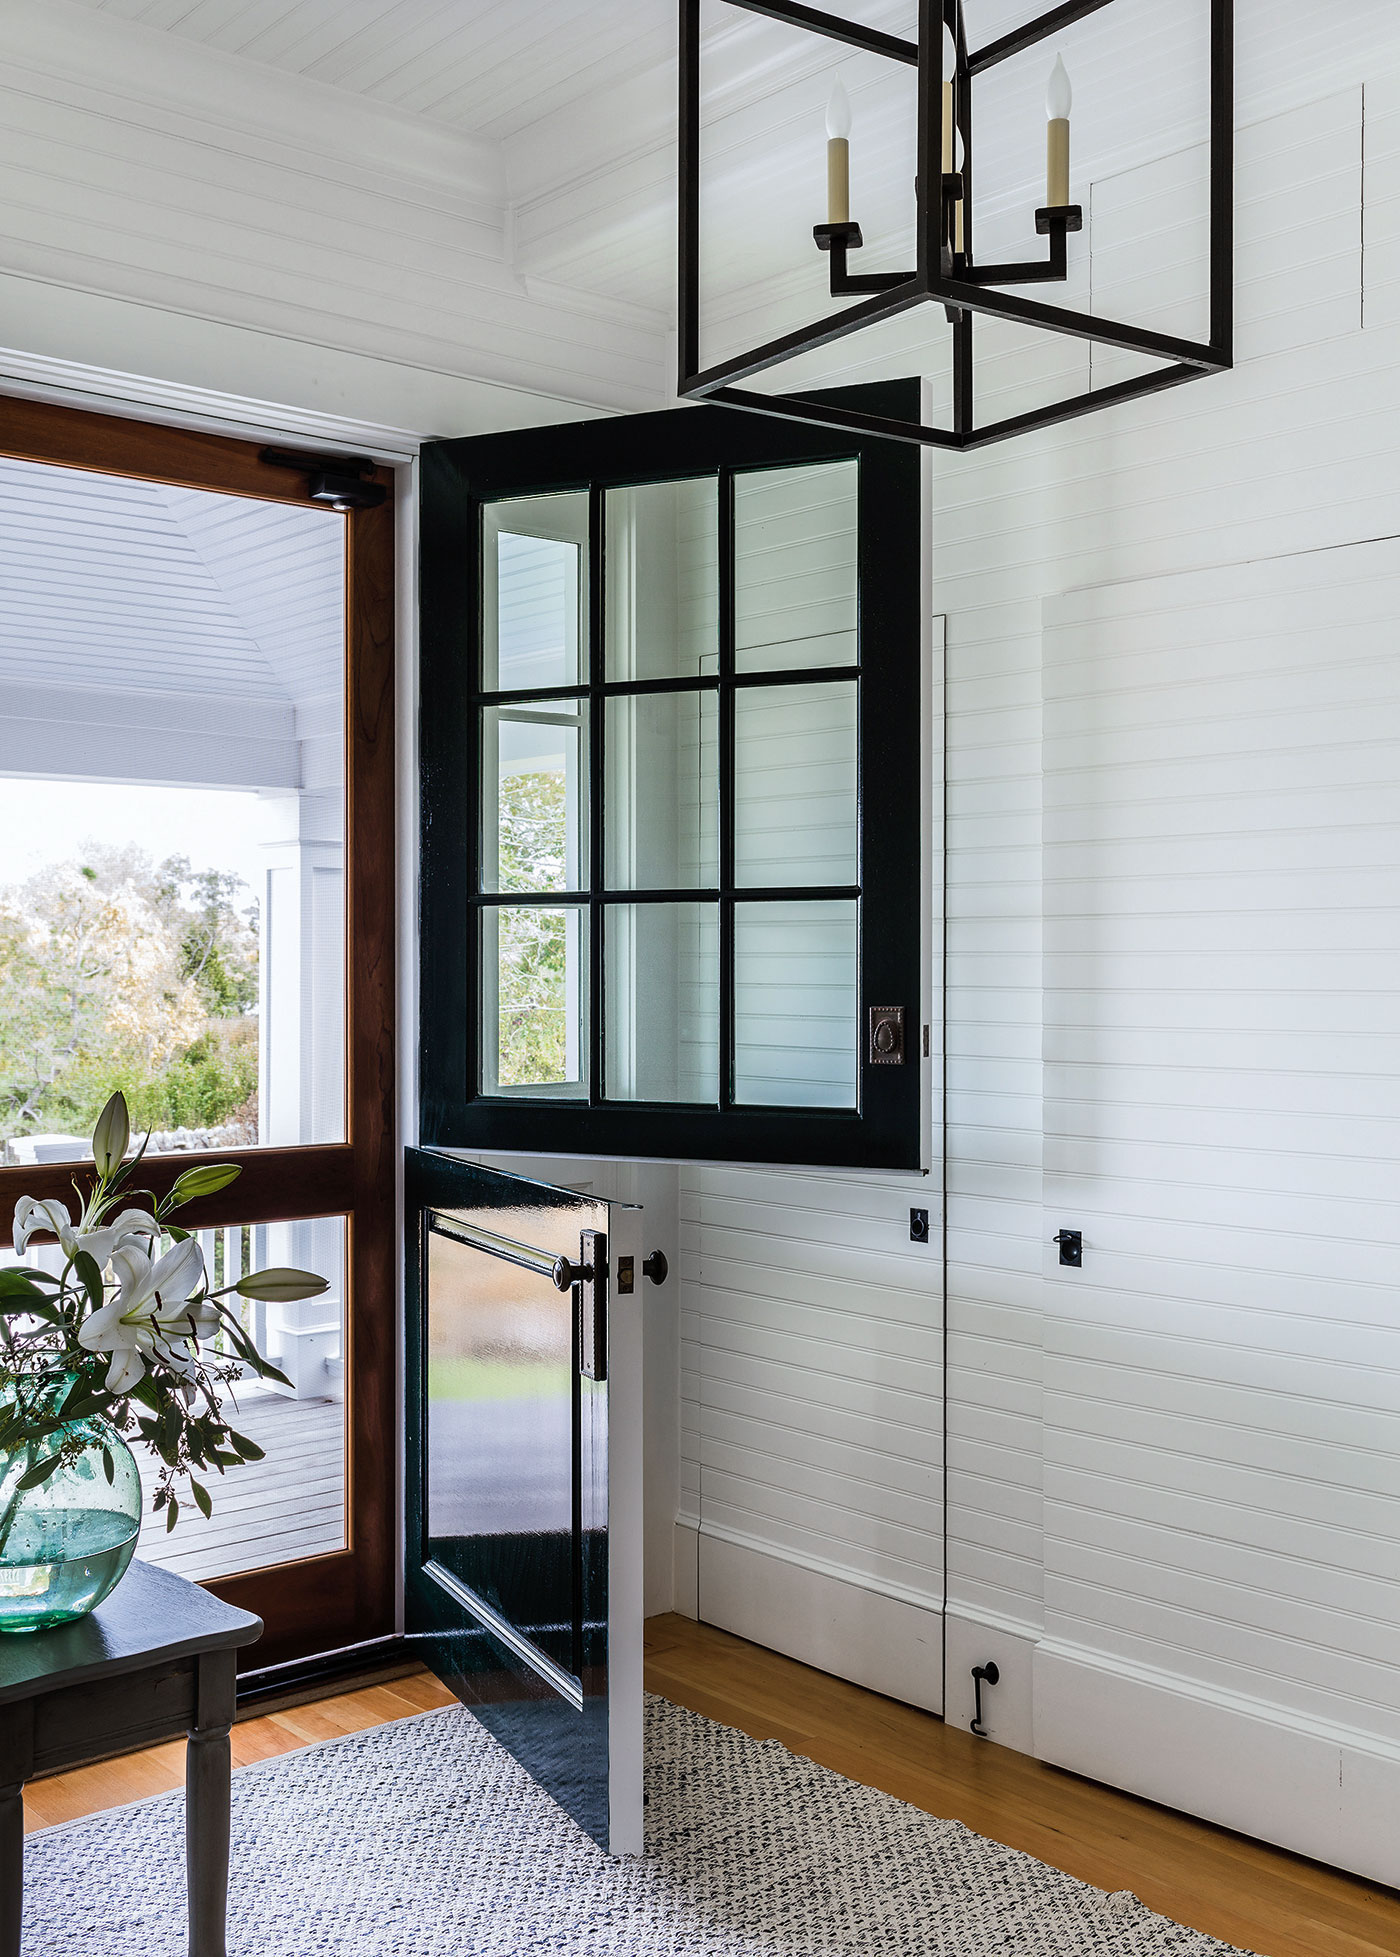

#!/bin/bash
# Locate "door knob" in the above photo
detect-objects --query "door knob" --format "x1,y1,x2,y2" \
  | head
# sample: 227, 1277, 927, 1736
642, 1250, 669, 1286
551, 1254, 594, 1293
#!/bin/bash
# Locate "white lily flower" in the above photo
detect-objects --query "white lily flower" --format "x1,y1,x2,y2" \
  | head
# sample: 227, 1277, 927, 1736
77, 1235, 209, 1395
13, 1196, 157, 1266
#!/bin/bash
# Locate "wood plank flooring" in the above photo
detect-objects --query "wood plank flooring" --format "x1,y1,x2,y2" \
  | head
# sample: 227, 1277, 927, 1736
645, 1614, 1400, 1957
24, 1611, 1400, 1957
22, 1669, 455, 1832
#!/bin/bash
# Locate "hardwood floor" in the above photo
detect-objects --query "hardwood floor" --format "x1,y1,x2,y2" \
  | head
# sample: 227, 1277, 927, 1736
24, 1613, 1400, 1957
645, 1614, 1400, 1957
21, 1668, 456, 1833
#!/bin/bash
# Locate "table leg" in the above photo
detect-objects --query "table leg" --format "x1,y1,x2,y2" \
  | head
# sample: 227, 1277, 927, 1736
0, 1779, 22, 1957
0, 1703, 33, 1957
186, 1652, 236, 1957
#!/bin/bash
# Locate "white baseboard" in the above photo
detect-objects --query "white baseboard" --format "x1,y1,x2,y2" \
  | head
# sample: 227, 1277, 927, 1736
1034, 1639, 1400, 1890
696, 1528, 943, 1715
943, 1604, 1040, 1755
672, 1518, 699, 1619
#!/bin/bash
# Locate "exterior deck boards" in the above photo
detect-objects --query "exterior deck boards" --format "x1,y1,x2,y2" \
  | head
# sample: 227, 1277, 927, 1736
135, 1393, 344, 1583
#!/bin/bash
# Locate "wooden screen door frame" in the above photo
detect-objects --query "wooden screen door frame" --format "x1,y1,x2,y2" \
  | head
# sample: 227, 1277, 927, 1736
0, 394, 397, 1671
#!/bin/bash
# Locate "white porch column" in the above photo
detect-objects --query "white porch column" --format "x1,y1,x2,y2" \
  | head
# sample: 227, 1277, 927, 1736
257, 785, 345, 1399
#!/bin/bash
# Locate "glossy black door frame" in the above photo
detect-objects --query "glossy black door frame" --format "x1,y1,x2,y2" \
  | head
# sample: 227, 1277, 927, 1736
403, 1147, 611, 1846
419, 386, 924, 1169
677, 0, 1234, 450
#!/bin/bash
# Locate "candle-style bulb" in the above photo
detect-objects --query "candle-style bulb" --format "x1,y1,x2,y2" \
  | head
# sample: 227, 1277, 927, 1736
825, 79, 852, 224
826, 78, 852, 141
1046, 53, 1072, 121
1045, 53, 1071, 207
942, 22, 957, 83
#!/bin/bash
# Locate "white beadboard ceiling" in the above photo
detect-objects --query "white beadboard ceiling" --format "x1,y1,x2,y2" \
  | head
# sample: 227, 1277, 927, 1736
0, 456, 343, 786
65, 0, 678, 141
55, 0, 1400, 342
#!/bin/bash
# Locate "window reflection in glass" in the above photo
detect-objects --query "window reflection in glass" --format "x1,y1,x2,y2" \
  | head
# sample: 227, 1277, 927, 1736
605, 479, 718, 681
604, 691, 717, 890
481, 906, 588, 1097
605, 903, 719, 1103
734, 461, 859, 674
734, 681, 858, 888
483, 492, 589, 693
482, 702, 588, 895
734, 900, 859, 1108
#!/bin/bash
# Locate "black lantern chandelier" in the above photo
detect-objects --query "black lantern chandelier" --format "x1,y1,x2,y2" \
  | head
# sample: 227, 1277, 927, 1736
678, 0, 1234, 449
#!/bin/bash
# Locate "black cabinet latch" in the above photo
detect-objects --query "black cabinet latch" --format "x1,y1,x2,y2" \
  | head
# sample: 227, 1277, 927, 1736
1054, 1229, 1082, 1268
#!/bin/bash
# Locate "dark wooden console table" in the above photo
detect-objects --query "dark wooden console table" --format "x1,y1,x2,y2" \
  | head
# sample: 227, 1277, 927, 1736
0, 1558, 262, 1957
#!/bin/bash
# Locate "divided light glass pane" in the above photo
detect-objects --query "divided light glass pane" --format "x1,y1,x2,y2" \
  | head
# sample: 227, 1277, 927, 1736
605, 479, 718, 679
480, 905, 589, 1099
734, 680, 858, 888
604, 904, 719, 1104
425, 1222, 574, 1674
481, 701, 589, 894
604, 692, 718, 890
483, 492, 589, 692
734, 460, 858, 673
733, 901, 859, 1109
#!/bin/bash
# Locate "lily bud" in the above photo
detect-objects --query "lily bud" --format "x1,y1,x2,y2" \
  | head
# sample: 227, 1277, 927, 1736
91, 1093, 130, 1178
235, 1268, 330, 1303
167, 1163, 243, 1207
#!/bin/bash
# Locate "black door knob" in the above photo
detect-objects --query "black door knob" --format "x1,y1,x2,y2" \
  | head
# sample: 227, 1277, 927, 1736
642, 1250, 669, 1286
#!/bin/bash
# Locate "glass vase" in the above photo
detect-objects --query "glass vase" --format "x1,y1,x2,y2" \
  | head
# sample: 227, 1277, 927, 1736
0, 1412, 142, 1632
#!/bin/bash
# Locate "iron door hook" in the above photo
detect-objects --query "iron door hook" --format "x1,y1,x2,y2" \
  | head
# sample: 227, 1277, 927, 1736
971, 1661, 1000, 1738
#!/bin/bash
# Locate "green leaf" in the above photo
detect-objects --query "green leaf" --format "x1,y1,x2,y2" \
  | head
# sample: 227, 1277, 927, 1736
71, 1250, 104, 1314
167, 1163, 242, 1209
165, 1497, 180, 1534
101, 1445, 115, 1485
190, 1478, 212, 1520
163, 1224, 190, 1243
154, 1403, 181, 1467
16, 1454, 63, 1491
0, 1271, 46, 1299
228, 1430, 265, 1463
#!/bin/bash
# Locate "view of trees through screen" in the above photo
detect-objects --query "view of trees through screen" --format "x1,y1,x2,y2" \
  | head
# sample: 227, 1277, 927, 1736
0, 842, 258, 1147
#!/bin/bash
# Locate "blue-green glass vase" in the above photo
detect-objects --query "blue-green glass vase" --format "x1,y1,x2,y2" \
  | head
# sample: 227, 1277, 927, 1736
0, 1412, 142, 1632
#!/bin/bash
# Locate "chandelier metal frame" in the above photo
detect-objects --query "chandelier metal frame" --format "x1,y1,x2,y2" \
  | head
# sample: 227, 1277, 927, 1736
677, 0, 1234, 449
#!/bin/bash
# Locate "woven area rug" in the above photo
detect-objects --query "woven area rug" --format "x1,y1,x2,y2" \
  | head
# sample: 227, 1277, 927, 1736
24, 1695, 1255, 1955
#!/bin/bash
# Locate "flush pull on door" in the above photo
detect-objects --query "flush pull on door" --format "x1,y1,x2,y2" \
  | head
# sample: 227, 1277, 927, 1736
869, 1005, 906, 1065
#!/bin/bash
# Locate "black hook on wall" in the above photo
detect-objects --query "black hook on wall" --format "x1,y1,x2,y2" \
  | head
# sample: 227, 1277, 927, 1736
970, 1661, 1000, 1738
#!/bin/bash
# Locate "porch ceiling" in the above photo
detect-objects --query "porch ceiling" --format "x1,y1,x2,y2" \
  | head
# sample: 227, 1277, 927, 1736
0, 455, 343, 789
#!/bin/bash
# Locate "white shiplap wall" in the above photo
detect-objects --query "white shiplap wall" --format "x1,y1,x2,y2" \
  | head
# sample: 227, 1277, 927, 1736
1041, 543, 1400, 1747
933, 66, 1400, 1884
678, 458, 944, 1714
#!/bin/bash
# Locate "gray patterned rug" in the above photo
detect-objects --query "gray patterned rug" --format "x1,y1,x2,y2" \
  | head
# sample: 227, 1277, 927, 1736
24, 1695, 1255, 1955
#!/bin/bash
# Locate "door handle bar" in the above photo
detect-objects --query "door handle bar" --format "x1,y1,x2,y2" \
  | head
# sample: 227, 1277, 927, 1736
428, 1212, 571, 1288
